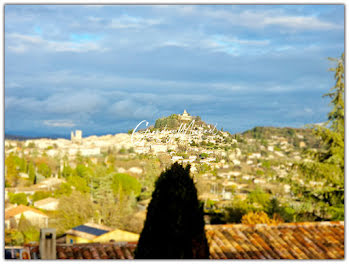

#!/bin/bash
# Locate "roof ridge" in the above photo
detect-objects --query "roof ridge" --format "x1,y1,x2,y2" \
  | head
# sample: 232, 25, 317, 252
205, 221, 344, 229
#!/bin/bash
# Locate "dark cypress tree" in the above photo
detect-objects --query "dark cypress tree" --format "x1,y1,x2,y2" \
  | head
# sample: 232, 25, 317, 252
135, 162, 209, 259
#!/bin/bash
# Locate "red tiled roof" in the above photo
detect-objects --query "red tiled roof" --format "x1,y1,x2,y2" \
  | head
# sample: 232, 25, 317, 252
5, 205, 48, 220
205, 221, 344, 259
25, 221, 344, 259
27, 242, 137, 260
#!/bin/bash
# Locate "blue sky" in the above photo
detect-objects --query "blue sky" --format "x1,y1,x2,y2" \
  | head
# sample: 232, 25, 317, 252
4, 5, 344, 137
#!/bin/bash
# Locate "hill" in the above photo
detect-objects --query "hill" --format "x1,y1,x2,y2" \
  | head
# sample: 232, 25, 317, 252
241, 126, 321, 149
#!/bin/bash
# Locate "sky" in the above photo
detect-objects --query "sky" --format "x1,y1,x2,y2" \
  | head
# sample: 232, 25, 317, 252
4, 4, 344, 137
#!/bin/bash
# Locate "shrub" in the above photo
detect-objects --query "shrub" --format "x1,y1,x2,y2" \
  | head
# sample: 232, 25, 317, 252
241, 211, 284, 225
9, 193, 28, 205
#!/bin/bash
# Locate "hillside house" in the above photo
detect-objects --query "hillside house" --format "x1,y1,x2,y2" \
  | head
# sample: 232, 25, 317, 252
64, 223, 139, 244
5, 205, 48, 229
34, 197, 59, 211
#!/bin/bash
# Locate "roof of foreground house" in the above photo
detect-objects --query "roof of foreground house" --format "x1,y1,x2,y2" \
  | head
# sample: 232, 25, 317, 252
206, 221, 344, 259
25, 221, 344, 259
27, 242, 137, 259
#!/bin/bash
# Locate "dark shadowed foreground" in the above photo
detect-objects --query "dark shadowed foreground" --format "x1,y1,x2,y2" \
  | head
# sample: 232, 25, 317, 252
134, 163, 209, 259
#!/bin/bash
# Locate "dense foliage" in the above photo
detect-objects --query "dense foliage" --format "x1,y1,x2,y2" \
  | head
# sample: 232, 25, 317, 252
297, 53, 344, 220
154, 114, 180, 129
242, 126, 321, 149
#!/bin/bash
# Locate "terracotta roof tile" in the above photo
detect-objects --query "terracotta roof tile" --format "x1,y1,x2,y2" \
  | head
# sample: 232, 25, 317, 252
27, 242, 137, 260
25, 221, 343, 259
205, 221, 344, 259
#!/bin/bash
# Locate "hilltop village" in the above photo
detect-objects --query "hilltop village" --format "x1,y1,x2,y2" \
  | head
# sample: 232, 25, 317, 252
4, 110, 338, 248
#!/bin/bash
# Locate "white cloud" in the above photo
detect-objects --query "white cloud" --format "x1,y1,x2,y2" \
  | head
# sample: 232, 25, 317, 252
15, 70, 248, 95
6, 33, 106, 53
164, 6, 341, 31
6, 90, 107, 116
109, 99, 159, 120
152, 33, 270, 56
109, 15, 162, 29
46, 92, 106, 114
88, 16, 103, 22
304, 108, 313, 114
235, 10, 340, 30
263, 15, 340, 30
5, 96, 43, 112
44, 120, 76, 127
6, 82, 22, 88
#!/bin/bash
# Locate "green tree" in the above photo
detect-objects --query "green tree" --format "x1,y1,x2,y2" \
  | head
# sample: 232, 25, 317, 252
9, 193, 28, 205
93, 172, 138, 229
299, 53, 344, 220
326, 53, 345, 135
221, 199, 255, 223
135, 163, 209, 259
312, 53, 345, 169
266, 197, 295, 222
248, 188, 270, 209
56, 191, 94, 233
37, 163, 51, 178
17, 214, 40, 243
28, 162, 36, 184
5, 229, 24, 246
54, 183, 72, 198
31, 191, 52, 203
62, 164, 73, 178
111, 173, 141, 197
5, 154, 20, 186
67, 175, 90, 194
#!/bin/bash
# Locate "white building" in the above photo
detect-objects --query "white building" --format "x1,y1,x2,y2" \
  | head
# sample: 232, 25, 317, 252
179, 110, 192, 121
34, 197, 59, 211
71, 130, 82, 143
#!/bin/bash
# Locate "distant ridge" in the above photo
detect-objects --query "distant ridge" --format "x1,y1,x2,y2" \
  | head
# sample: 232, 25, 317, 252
5, 134, 69, 141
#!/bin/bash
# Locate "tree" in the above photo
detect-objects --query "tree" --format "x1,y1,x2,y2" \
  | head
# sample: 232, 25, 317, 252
56, 191, 94, 233
93, 172, 138, 229
248, 188, 270, 209
37, 163, 51, 178
266, 197, 295, 222
299, 53, 344, 220
31, 191, 52, 203
135, 163, 209, 259
111, 173, 141, 197
18, 214, 40, 243
5, 229, 24, 246
28, 162, 36, 184
5, 154, 20, 187
325, 53, 345, 135
54, 182, 72, 198
67, 175, 90, 194
9, 193, 28, 205
312, 53, 345, 169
